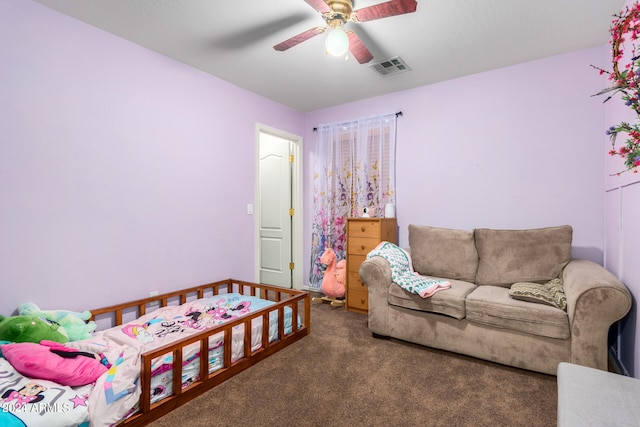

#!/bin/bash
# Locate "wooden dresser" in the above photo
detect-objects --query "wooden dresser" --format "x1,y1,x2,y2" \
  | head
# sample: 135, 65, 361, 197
346, 217, 397, 313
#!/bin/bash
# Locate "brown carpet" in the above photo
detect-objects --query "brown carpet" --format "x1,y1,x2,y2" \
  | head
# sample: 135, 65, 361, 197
150, 296, 557, 427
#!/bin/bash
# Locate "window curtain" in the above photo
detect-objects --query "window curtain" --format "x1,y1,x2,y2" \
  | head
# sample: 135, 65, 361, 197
309, 113, 397, 289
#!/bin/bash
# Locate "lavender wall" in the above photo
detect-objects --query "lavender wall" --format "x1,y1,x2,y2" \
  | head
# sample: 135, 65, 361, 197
303, 47, 607, 287
602, 0, 640, 378
4, 0, 634, 375
0, 0, 304, 314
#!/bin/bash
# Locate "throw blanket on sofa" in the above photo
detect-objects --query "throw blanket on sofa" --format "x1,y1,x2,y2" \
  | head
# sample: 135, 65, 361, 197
367, 241, 451, 298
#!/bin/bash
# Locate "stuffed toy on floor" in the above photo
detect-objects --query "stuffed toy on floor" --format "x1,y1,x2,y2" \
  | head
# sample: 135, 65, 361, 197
320, 247, 346, 299
311, 247, 347, 307
17, 303, 96, 342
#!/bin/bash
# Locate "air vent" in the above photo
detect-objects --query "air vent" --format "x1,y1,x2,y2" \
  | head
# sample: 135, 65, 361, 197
369, 56, 411, 77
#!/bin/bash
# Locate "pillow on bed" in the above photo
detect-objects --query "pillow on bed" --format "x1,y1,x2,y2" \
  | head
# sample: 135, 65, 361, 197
0, 341, 107, 386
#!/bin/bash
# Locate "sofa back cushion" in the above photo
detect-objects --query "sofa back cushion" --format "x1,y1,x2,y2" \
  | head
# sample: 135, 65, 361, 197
408, 224, 478, 282
474, 225, 573, 287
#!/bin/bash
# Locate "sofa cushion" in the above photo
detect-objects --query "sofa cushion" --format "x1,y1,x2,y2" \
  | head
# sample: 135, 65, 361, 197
408, 225, 479, 283
509, 278, 567, 310
388, 278, 477, 320
474, 225, 572, 287
466, 285, 570, 339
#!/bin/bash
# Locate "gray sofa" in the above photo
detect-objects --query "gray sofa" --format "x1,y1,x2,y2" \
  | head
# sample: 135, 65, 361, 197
359, 224, 632, 375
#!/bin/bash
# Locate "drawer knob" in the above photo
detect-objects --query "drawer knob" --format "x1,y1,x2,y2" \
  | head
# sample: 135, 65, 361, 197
361, 245, 366, 250
361, 226, 366, 232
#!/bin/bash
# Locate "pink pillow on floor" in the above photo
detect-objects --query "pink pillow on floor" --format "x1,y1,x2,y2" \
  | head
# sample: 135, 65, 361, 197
0, 341, 107, 386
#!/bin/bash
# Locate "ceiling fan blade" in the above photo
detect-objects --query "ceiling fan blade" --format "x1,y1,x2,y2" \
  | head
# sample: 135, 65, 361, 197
347, 31, 374, 64
353, 0, 418, 22
273, 27, 325, 51
213, 14, 310, 50
304, 0, 332, 14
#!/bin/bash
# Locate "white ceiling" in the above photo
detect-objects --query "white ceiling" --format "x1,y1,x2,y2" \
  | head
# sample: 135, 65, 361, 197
33, 0, 624, 112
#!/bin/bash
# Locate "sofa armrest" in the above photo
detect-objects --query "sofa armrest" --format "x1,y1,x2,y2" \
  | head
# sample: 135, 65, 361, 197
359, 256, 393, 336
563, 259, 632, 370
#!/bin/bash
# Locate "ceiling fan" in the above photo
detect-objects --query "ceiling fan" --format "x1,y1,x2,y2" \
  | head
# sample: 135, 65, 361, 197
273, 0, 418, 64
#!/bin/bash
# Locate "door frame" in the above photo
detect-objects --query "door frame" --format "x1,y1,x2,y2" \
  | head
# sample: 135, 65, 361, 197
254, 123, 303, 290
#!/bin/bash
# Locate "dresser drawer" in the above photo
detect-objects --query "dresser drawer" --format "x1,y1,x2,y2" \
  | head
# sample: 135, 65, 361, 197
348, 237, 379, 255
346, 288, 368, 311
348, 220, 382, 239
347, 254, 366, 273
347, 271, 367, 292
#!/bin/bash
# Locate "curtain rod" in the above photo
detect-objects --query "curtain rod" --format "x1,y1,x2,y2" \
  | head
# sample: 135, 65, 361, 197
313, 111, 402, 132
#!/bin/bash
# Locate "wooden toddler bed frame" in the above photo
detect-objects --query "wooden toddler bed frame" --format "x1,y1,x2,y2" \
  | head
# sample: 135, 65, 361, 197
89, 278, 310, 426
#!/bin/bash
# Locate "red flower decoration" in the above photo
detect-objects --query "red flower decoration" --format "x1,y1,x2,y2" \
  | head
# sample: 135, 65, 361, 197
594, 2, 640, 174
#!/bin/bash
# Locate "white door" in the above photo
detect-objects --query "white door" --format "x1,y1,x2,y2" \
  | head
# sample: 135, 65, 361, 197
258, 132, 293, 287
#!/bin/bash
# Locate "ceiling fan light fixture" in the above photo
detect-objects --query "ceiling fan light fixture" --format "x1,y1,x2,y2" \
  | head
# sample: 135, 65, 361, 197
325, 23, 349, 57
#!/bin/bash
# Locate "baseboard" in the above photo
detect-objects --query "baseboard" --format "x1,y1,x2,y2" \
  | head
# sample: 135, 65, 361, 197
608, 347, 630, 376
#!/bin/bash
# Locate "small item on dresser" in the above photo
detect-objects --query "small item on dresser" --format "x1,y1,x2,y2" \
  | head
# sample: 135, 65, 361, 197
362, 207, 370, 217
384, 203, 395, 218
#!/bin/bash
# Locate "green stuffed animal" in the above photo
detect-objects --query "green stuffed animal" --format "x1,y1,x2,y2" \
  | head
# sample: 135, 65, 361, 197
18, 302, 97, 342
0, 314, 69, 343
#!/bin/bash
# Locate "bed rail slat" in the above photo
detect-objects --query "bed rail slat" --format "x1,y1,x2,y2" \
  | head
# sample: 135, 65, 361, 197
243, 318, 251, 359
223, 328, 232, 368
291, 301, 299, 332
199, 337, 207, 385
141, 353, 152, 413
278, 306, 285, 342
261, 312, 269, 348
172, 348, 183, 398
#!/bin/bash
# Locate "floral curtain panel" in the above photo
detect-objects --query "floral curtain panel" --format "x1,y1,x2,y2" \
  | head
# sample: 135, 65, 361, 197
309, 113, 397, 289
